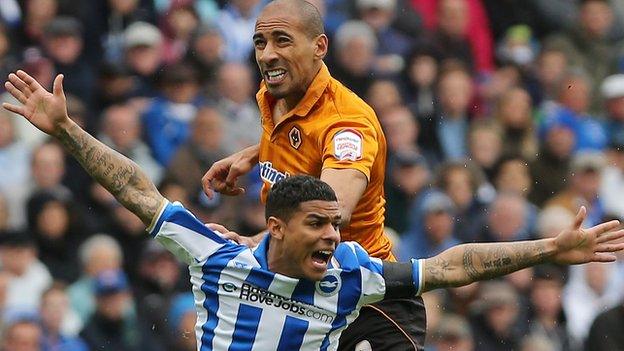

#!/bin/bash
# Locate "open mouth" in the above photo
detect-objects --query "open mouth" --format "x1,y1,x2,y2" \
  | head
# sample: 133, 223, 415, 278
265, 69, 287, 84
311, 250, 333, 269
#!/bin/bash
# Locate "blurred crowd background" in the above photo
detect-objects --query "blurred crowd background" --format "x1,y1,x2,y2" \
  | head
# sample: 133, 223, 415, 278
0, 0, 624, 350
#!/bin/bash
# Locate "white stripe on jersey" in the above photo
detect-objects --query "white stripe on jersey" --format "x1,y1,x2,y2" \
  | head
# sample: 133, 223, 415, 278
150, 200, 422, 351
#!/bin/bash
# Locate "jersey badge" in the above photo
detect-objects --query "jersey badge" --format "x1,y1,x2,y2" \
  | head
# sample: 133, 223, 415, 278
333, 129, 362, 161
289, 126, 302, 149
316, 271, 342, 297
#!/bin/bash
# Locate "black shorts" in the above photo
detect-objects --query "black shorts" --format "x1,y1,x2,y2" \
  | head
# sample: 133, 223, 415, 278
337, 296, 427, 351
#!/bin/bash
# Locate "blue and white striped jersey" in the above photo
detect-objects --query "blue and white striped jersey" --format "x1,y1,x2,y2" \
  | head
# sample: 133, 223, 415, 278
148, 200, 423, 351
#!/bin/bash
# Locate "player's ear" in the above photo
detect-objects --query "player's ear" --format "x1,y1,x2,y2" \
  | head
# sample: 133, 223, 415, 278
267, 216, 285, 240
314, 34, 328, 60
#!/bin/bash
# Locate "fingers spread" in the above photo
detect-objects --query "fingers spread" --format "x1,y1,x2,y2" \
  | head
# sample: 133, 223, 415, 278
8, 73, 31, 95
595, 242, 624, 253
16, 70, 43, 92
4, 82, 27, 104
2, 102, 25, 116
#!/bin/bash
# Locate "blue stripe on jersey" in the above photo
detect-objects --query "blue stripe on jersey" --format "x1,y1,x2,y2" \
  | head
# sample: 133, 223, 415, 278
319, 265, 362, 351
148, 202, 176, 237
228, 304, 263, 351
276, 315, 309, 351
160, 202, 228, 244
291, 279, 315, 306
351, 244, 383, 275
245, 267, 274, 290
200, 245, 247, 351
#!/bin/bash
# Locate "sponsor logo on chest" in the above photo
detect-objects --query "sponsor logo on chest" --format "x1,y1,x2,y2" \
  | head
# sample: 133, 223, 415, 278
259, 161, 290, 185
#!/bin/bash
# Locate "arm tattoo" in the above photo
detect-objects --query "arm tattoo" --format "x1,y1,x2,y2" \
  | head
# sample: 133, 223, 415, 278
423, 240, 553, 292
56, 122, 162, 225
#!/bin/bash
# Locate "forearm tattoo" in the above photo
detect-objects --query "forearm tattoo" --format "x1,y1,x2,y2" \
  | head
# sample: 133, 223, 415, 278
424, 240, 551, 291
57, 122, 161, 224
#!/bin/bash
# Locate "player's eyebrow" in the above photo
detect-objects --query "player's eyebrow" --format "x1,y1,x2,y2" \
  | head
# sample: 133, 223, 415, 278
307, 213, 342, 222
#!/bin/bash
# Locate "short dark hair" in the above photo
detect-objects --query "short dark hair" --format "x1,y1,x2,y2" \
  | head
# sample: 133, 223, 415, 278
265, 175, 337, 221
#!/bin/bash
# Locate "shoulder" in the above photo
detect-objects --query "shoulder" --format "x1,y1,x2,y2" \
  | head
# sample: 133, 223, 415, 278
325, 78, 377, 121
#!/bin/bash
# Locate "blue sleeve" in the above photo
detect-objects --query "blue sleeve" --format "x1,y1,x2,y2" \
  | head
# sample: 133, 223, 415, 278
147, 199, 232, 265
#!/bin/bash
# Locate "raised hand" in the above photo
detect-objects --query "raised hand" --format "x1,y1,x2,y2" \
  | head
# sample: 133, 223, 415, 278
2, 71, 69, 136
552, 206, 624, 265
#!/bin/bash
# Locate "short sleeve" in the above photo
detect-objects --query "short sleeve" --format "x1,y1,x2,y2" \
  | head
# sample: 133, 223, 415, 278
321, 120, 379, 180
147, 199, 231, 265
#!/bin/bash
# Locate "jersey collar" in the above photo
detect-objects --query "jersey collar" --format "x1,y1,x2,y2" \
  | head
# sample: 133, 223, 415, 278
256, 62, 331, 131
252, 233, 271, 270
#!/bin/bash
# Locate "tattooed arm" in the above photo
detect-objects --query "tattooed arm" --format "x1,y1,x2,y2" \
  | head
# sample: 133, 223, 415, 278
422, 240, 554, 292
3, 71, 163, 226
420, 207, 624, 293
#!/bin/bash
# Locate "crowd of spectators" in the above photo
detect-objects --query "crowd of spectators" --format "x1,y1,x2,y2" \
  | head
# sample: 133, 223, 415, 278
0, 0, 624, 350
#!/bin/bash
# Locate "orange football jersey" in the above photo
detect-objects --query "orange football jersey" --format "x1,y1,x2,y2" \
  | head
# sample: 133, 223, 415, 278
256, 63, 394, 260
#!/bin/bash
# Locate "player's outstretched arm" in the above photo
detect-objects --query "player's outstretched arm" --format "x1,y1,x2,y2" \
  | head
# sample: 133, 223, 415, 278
3, 71, 163, 226
421, 207, 624, 293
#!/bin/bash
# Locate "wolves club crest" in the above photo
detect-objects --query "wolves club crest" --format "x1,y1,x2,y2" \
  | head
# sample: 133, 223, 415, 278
289, 126, 302, 149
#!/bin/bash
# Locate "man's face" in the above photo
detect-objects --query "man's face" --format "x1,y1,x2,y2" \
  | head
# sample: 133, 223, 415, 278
253, 7, 327, 101
3, 322, 42, 351
277, 200, 341, 281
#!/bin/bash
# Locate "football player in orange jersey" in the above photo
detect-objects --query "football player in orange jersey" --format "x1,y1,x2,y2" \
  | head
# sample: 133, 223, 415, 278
202, 1, 428, 349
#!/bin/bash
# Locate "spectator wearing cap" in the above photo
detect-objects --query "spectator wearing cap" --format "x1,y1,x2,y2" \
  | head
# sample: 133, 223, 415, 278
384, 149, 431, 233
134, 241, 185, 351
40, 285, 88, 351
79, 269, 140, 351
42, 16, 96, 107
141, 63, 205, 166
431, 313, 474, 351
469, 281, 524, 351
216, 0, 263, 63
545, 151, 607, 227
398, 190, 460, 260
0, 230, 52, 314
215, 62, 262, 154
1, 313, 43, 351
538, 70, 607, 153
123, 21, 164, 98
